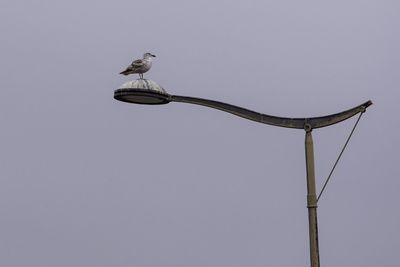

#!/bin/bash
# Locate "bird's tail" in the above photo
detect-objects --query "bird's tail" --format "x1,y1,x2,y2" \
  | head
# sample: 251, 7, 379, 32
119, 70, 130, 75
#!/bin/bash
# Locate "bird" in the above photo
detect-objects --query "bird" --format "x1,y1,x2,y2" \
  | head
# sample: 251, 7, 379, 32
120, 52, 156, 79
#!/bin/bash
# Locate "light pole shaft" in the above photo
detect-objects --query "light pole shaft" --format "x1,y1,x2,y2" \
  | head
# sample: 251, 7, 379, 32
305, 129, 320, 267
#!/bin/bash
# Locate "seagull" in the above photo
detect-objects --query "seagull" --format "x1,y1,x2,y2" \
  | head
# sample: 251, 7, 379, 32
120, 53, 156, 79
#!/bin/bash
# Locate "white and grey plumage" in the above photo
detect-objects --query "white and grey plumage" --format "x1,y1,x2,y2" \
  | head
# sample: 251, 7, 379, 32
120, 53, 156, 79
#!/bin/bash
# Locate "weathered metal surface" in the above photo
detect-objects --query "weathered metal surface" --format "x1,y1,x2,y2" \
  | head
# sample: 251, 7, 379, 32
305, 130, 320, 267
170, 95, 372, 130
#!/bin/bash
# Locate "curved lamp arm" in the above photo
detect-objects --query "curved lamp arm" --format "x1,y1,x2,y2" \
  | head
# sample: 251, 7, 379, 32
114, 88, 372, 130
171, 95, 372, 129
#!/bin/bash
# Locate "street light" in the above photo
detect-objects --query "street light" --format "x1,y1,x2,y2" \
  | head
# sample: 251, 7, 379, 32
114, 79, 372, 267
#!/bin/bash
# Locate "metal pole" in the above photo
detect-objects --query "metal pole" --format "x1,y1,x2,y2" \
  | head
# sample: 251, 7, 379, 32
305, 126, 320, 267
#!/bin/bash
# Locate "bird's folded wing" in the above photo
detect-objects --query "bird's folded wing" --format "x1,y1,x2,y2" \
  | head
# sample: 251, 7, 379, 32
131, 59, 144, 67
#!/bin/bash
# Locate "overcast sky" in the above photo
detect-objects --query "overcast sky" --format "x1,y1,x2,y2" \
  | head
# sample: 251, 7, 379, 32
1, 0, 399, 266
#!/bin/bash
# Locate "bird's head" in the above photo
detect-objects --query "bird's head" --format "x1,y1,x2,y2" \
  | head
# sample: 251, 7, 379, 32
143, 52, 156, 59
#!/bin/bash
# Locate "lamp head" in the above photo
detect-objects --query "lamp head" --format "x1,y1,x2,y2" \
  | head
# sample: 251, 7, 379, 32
114, 79, 170, 105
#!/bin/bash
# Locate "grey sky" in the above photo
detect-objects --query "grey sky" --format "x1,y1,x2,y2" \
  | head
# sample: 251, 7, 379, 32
0, 0, 399, 266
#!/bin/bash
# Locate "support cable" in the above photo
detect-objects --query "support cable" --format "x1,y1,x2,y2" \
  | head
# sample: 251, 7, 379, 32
317, 111, 365, 202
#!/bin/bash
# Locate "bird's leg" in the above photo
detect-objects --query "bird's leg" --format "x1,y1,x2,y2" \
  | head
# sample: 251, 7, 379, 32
139, 73, 143, 79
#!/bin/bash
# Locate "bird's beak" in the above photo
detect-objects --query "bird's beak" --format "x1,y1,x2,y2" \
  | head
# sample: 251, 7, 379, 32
151, 54, 156, 57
